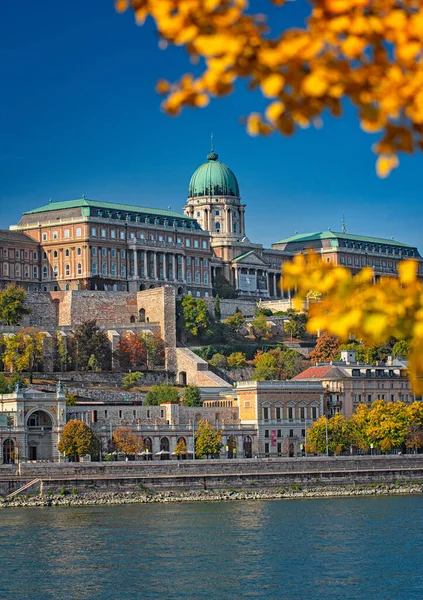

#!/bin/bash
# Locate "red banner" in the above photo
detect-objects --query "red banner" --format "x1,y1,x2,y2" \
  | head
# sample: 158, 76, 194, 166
271, 430, 277, 447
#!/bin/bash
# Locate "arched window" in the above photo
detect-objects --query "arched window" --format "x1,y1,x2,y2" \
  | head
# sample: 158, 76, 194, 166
111, 263, 117, 276
65, 264, 70, 276
53, 265, 58, 278
215, 222, 221, 233
53, 250, 58, 258
77, 262, 82, 275
65, 248, 70, 257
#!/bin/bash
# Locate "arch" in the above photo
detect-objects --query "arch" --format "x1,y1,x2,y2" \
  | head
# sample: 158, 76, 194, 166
139, 284, 146, 291
289, 442, 295, 457
130, 315, 136, 323
178, 371, 187, 385
227, 435, 237, 459
176, 436, 188, 460
25, 408, 55, 428
139, 308, 146, 322
243, 436, 252, 458
26, 409, 55, 462
149, 284, 155, 289
3, 439, 14, 464
177, 286, 184, 296
143, 436, 153, 460
160, 436, 170, 460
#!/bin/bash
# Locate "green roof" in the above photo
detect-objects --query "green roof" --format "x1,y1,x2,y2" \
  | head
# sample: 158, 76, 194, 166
24, 198, 195, 220
272, 230, 414, 248
188, 151, 239, 198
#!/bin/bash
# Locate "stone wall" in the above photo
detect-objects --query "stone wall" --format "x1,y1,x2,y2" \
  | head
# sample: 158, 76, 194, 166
206, 298, 258, 319
36, 370, 171, 386
175, 347, 231, 388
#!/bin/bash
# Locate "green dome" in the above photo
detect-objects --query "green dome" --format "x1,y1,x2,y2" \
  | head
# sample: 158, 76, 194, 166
188, 151, 240, 198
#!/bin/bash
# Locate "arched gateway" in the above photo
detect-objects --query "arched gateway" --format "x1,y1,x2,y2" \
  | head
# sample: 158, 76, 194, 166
26, 409, 54, 461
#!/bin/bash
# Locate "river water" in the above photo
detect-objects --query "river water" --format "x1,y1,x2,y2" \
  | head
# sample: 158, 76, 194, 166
0, 495, 422, 600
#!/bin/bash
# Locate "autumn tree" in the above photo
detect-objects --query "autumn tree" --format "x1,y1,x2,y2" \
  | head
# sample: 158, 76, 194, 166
181, 296, 209, 338
253, 352, 278, 381
209, 353, 228, 369
114, 332, 147, 371
174, 437, 188, 458
227, 351, 247, 369
306, 414, 354, 456
0, 286, 31, 325
118, 0, 423, 177
392, 340, 410, 360
253, 347, 304, 380
195, 420, 222, 459
141, 331, 166, 367
72, 320, 112, 371
225, 311, 246, 334
309, 332, 341, 363
113, 426, 142, 456
58, 420, 97, 461
144, 383, 180, 406
1, 328, 45, 381
183, 385, 202, 407
52, 332, 72, 372
252, 313, 271, 340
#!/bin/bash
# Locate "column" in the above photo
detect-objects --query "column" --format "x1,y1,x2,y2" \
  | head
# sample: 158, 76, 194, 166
144, 251, 148, 279
240, 207, 245, 235
162, 253, 167, 281
234, 267, 239, 290
153, 252, 158, 280
182, 255, 186, 283
172, 254, 176, 282
226, 208, 230, 233
133, 249, 138, 279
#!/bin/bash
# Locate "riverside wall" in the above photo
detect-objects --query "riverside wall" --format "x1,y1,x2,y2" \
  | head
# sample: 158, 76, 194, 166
2, 456, 423, 496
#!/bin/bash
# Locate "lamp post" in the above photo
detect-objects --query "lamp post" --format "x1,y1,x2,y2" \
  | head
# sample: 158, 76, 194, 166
325, 416, 329, 457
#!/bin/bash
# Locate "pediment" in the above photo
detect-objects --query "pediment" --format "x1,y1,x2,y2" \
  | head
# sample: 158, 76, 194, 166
233, 251, 268, 267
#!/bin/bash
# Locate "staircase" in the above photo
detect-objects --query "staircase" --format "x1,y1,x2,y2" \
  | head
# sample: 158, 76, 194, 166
6, 478, 41, 500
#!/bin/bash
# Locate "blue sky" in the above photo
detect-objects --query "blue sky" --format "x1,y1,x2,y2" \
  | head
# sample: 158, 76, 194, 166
0, 0, 422, 250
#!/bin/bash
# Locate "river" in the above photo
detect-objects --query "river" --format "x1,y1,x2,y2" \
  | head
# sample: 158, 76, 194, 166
0, 495, 422, 599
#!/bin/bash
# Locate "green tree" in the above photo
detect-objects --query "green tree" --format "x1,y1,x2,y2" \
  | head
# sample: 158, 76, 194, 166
252, 313, 271, 340
214, 295, 221, 320
209, 353, 228, 369
181, 296, 209, 338
0, 286, 31, 325
183, 385, 202, 407
225, 311, 246, 334
284, 310, 307, 340
52, 332, 72, 372
122, 371, 143, 389
306, 414, 353, 456
1, 328, 45, 381
253, 352, 278, 381
212, 273, 237, 299
392, 340, 410, 360
141, 331, 166, 367
144, 383, 180, 406
195, 420, 222, 459
58, 420, 97, 461
309, 332, 341, 364
72, 320, 111, 371
227, 352, 247, 369
65, 393, 77, 407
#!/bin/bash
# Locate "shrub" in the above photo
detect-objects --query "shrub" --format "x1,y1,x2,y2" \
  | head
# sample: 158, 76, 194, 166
122, 371, 143, 389
209, 353, 228, 368
227, 352, 247, 369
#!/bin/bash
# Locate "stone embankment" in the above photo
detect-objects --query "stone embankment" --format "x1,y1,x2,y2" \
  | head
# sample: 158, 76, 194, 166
1, 483, 421, 509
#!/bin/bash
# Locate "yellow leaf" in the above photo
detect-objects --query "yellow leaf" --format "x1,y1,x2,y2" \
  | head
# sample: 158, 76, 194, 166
261, 74, 285, 98
265, 101, 285, 122
302, 71, 328, 97
376, 154, 399, 178
399, 260, 417, 285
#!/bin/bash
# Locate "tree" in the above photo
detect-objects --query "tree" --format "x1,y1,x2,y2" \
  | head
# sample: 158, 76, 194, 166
209, 353, 228, 369
252, 313, 271, 340
284, 310, 307, 340
0, 286, 31, 325
283, 253, 423, 393
52, 333, 72, 372
227, 351, 247, 369
214, 295, 221, 320
174, 437, 188, 458
144, 383, 180, 406
212, 273, 237, 299
225, 311, 246, 334
195, 420, 222, 459
1, 328, 45, 381
122, 371, 143, 389
65, 393, 77, 407
306, 414, 354, 456
118, 0, 423, 177
183, 385, 202, 407
392, 340, 410, 360
253, 352, 278, 381
310, 332, 341, 363
181, 296, 209, 338
58, 420, 97, 460
141, 331, 166, 367
113, 426, 142, 456
72, 320, 111, 371
114, 332, 147, 371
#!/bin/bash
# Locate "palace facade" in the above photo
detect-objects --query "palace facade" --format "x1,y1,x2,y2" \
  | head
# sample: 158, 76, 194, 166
1, 147, 422, 297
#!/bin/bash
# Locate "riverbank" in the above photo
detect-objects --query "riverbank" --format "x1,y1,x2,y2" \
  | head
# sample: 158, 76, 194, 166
1, 482, 422, 508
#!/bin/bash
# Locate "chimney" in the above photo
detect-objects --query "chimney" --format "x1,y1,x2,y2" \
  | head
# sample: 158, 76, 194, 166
340, 350, 356, 364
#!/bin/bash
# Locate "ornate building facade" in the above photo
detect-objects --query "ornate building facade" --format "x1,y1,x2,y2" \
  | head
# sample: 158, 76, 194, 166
1, 146, 422, 296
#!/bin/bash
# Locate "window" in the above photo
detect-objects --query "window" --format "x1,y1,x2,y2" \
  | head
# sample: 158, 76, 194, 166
42, 233, 47, 241
196, 291, 201, 297
289, 429, 294, 438
76, 228, 82, 237
64, 229, 70, 238
15, 250, 20, 258
195, 271, 200, 284
159, 235, 163, 242
120, 231, 125, 240
15, 264, 21, 277
205, 291, 209, 297
33, 251, 37, 260
42, 266, 48, 279
53, 231, 58, 240
215, 209, 220, 216
65, 249, 70, 257
121, 250, 125, 258
121, 265, 126, 277
101, 228, 107, 238
187, 271, 192, 283
111, 263, 117, 276
203, 258, 208, 267
177, 237, 182, 244
102, 248, 107, 257
276, 407, 281, 420
288, 407, 293, 420
119, 410, 122, 419
233, 223, 237, 233
186, 257, 191, 266
76, 247, 82, 256
347, 256, 352, 265
340, 256, 345, 264
91, 227, 97, 237
215, 222, 221, 232
263, 407, 269, 420
33, 266, 38, 278
300, 407, 305, 420
111, 230, 116, 239
102, 263, 107, 276
194, 240, 199, 248
195, 257, 199, 266
312, 407, 317, 419
367, 394, 372, 402
43, 252, 47, 260
77, 262, 82, 275
92, 247, 97, 256
264, 430, 269, 438
65, 264, 70, 276
196, 211, 201, 217
104, 410, 108, 419
53, 250, 58, 259
92, 262, 98, 275
53, 264, 58, 278
185, 239, 191, 247
204, 273, 209, 285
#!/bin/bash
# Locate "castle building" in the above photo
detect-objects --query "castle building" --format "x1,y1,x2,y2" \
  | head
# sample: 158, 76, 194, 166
1, 146, 422, 296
